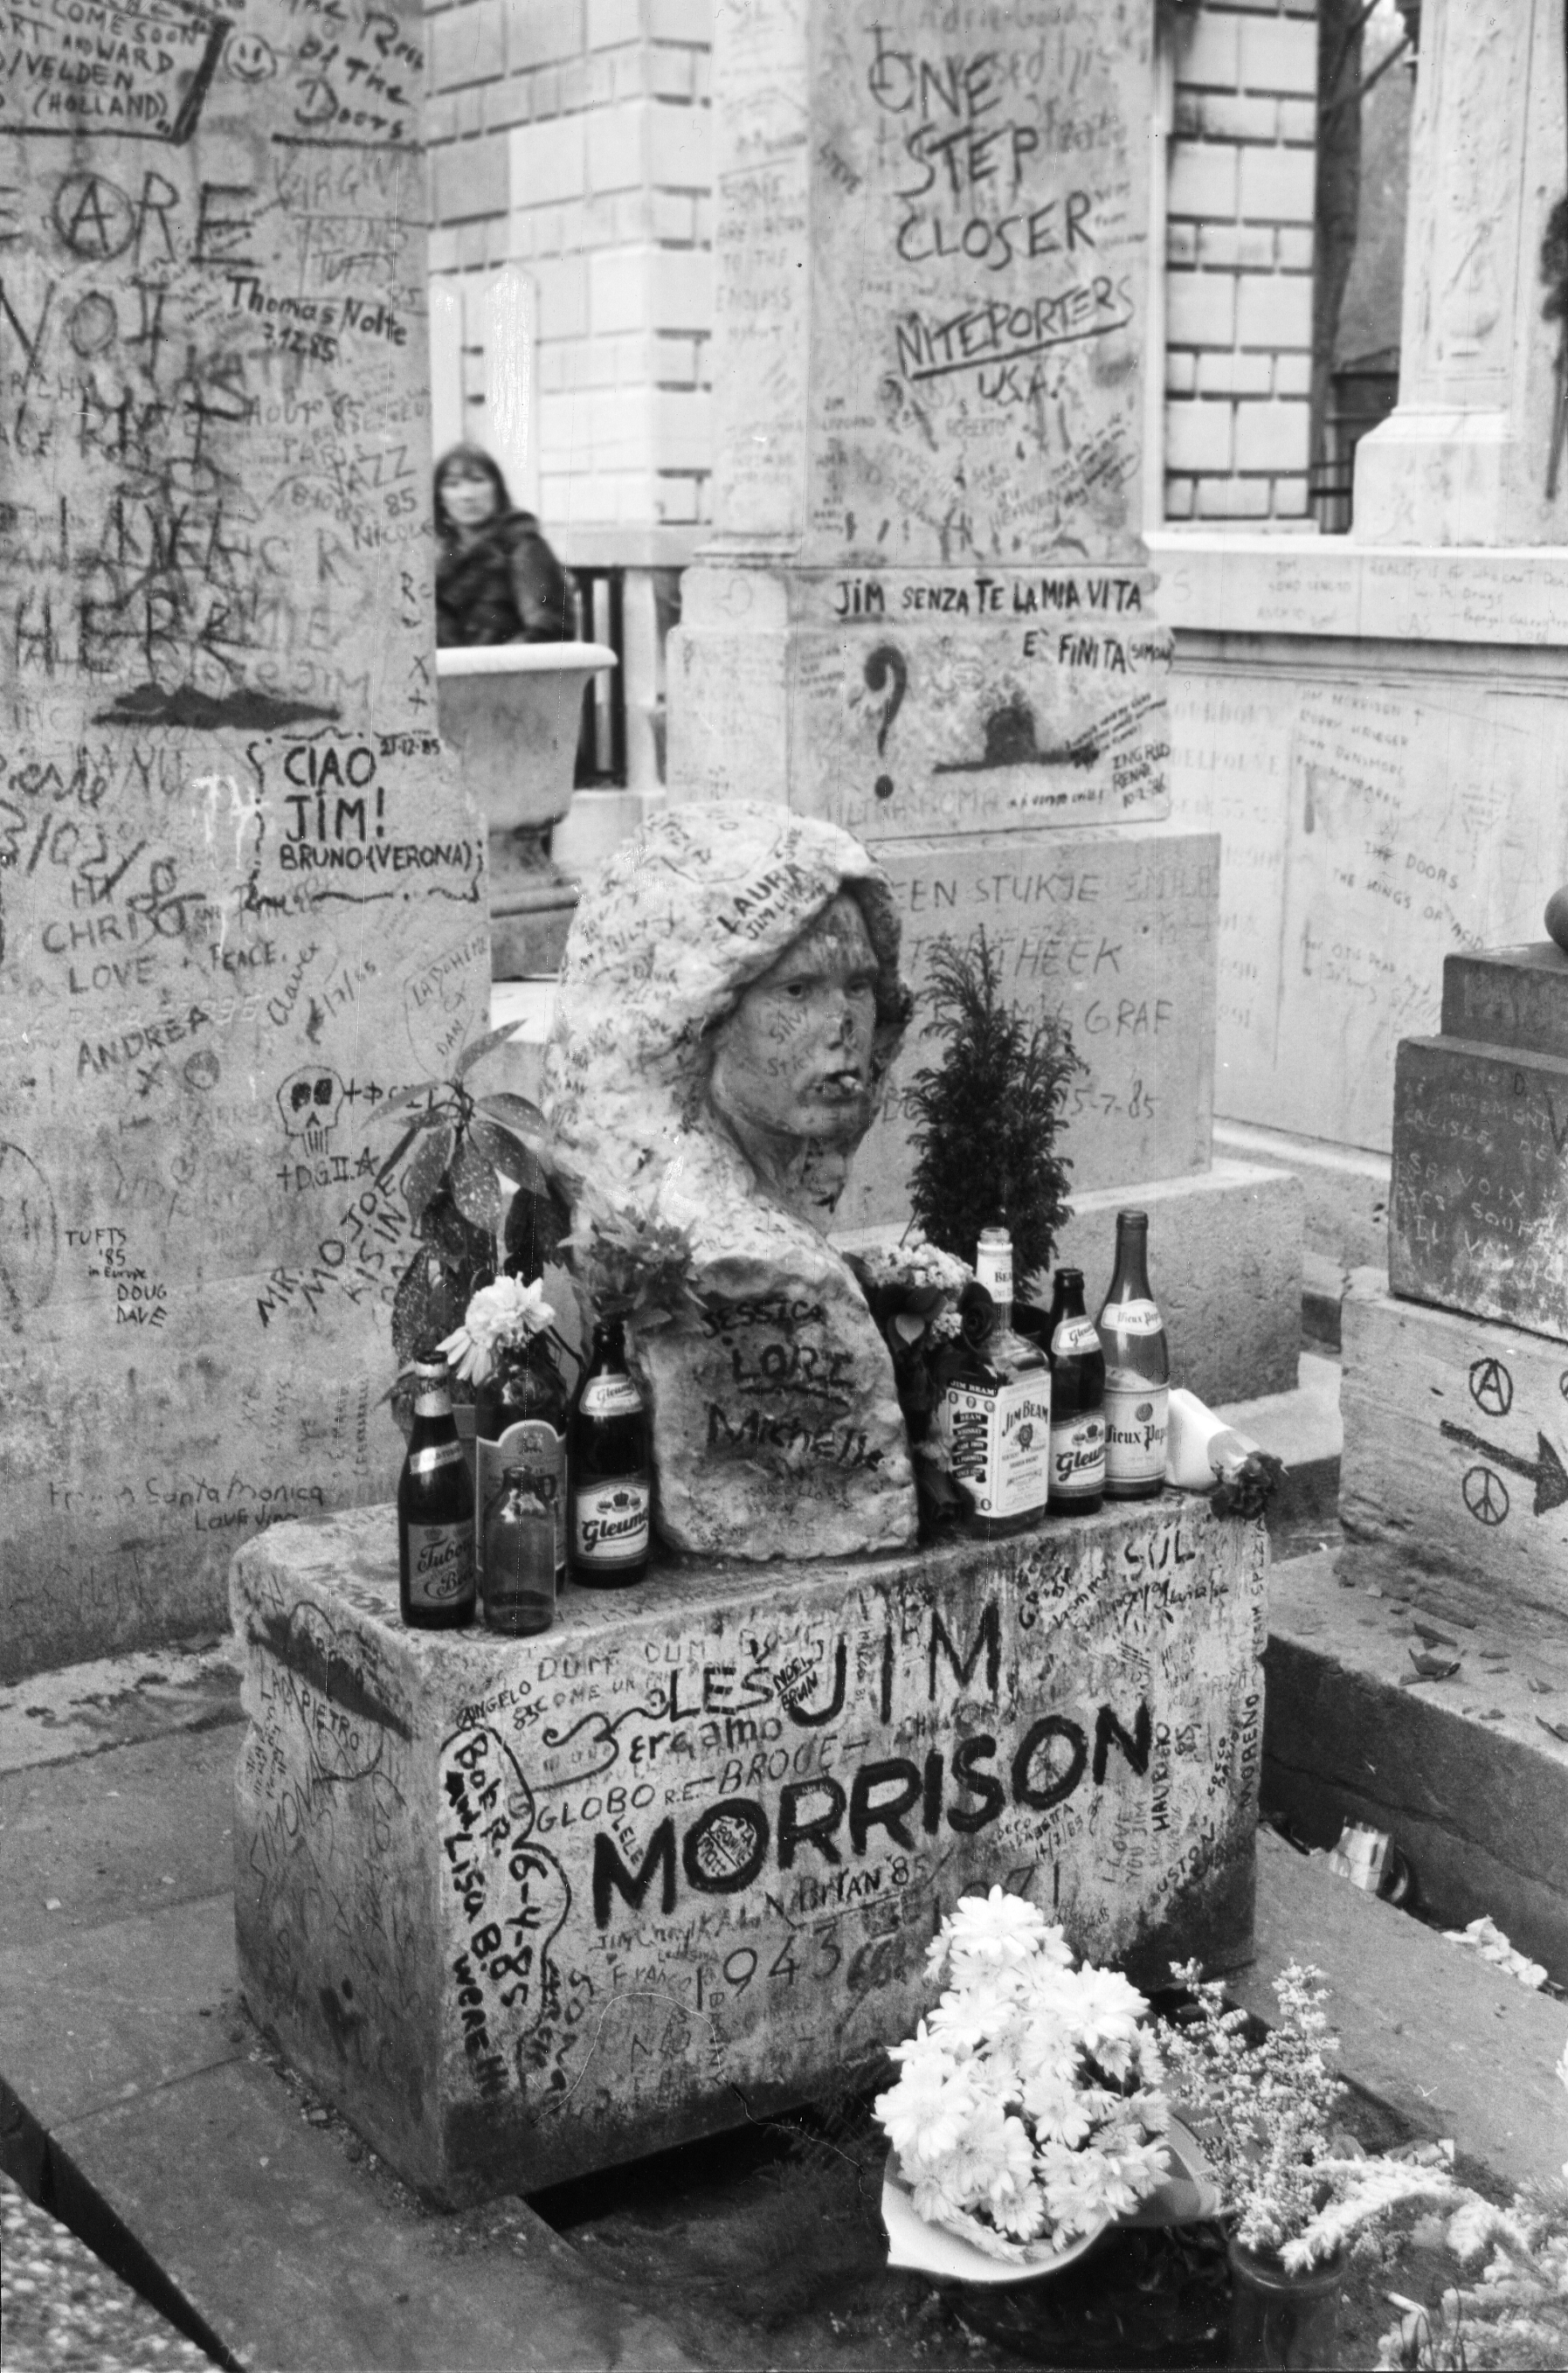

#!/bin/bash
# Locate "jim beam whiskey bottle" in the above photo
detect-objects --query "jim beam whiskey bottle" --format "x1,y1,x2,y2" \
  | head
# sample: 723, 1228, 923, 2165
1044, 1267, 1106, 1515
940, 1227, 1052, 1538
1096, 1210, 1171, 1501
398, 1361, 476, 1628
476, 1337, 567, 1604
569, 1318, 652, 1587
482, 1469, 556, 1636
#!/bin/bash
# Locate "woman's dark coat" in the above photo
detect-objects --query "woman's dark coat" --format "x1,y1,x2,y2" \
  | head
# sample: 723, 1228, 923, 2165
435, 510, 572, 647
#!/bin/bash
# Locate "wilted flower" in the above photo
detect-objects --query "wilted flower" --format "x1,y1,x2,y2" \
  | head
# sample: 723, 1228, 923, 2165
439, 1275, 555, 1385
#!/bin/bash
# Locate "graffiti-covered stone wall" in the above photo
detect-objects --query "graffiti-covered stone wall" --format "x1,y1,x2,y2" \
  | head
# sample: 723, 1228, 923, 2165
232, 1496, 1264, 2201
0, 0, 490, 1678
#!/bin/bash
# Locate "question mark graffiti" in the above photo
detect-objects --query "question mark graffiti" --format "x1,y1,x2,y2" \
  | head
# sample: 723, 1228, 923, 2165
863, 645, 908, 800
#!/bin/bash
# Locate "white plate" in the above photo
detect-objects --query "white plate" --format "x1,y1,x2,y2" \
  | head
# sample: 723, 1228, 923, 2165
881, 2116, 1221, 2288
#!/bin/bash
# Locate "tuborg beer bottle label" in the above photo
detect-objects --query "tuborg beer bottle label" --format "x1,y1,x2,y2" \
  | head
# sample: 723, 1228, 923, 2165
408, 1438, 466, 1479
404, 1519, 474, 1609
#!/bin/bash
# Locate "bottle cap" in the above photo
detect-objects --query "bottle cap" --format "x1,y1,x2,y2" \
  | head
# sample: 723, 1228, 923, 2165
1116, 1208, 1149, 1227
1055, 1266, 1083, 1287
411, 1359, 451, 1380
977, 1225, 1011, 1248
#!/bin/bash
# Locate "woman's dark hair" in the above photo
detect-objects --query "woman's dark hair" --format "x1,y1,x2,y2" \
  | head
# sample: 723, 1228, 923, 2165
433, 444, 512, 539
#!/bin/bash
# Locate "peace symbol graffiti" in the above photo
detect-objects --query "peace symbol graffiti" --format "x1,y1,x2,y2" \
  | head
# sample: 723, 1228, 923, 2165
1462, 1464, 1509, 1526
1468, 1358, 1513, 1419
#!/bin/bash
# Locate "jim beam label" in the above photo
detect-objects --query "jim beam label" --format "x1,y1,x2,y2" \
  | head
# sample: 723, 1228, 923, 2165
404, 1520, 473, 1609
578, 1373, 644, 1418
1049, 1411, 1106, 1500
1102, 1383, 1170, 1485
477, 1419, 565, 1581
572, 1474, 652, 1570
940, 1377, 1051, 1520
408, 1439, 465, 1478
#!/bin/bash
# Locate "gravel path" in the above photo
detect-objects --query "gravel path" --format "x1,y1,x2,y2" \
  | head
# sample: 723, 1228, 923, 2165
1, 2176, 215, 2373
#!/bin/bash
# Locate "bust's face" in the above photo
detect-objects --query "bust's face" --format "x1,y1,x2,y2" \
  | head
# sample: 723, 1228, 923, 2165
708, 894, 881, 1152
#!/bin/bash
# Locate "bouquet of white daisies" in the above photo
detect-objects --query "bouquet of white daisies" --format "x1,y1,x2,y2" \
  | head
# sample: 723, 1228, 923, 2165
875, 1888, 1171, 2266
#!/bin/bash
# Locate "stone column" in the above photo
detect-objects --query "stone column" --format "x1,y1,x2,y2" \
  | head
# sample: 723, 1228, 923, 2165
0, 3, 490, 1675
666, 0, 1301, 1397
1355, 0, 1568, 545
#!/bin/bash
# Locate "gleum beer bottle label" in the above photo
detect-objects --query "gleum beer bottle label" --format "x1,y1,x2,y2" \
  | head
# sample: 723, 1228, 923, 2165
404, 1520, 473, 1609
1050, 1412, 1106, 1498
408, 1439, 466, 1479
1099, 1299, 1164, 1337
578, 1373, 644, 1419
1102, 1384, 1170, 1484
573, 1475, 651, 1568
477, 1421, 564, 1579
941, 1378, 1051, 1520
1051, 1314, 1102, 1357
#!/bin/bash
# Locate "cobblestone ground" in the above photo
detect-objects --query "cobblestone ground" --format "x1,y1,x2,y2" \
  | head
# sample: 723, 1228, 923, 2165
1, 2176, 214, 2373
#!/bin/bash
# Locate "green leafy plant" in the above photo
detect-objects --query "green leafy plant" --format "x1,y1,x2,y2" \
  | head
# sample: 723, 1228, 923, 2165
905, 930, 1082, 1278
374, 1021, 570, 1369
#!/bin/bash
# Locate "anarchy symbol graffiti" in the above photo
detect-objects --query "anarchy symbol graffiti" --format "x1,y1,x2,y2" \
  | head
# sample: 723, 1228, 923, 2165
1468, 1358, 1513, 1418
1462, 1464, 1509, 1526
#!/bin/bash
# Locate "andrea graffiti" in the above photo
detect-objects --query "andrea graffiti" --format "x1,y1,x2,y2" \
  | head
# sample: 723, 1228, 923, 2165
591, 1698, 1152, 1927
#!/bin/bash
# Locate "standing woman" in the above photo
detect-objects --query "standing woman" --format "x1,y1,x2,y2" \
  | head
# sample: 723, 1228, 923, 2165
433, 446, 573, 647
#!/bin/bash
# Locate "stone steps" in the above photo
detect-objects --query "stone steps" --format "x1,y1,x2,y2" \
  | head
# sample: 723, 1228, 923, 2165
1261, 1546, 1568, 1982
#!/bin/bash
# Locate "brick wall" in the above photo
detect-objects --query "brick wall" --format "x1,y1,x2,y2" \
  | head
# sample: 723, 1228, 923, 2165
425, 0, 715, 531
1164, 0, 1318, 522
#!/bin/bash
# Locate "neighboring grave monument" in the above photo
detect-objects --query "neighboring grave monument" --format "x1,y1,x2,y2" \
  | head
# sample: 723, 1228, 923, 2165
543, 803, 918, 1559
668, 0, 1300, 1403
1342, 937, 1568, 1640
0, 0, 489, 1679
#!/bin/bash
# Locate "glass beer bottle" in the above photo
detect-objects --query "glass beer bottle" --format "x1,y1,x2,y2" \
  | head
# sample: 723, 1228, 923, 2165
1096, 1210, 1171, 1501
569, 1318, 652, 1587
398, 1360, 476, 1628
482, 1468, 556, 1636
1044, 1267, 1106, 1514
475, 1335, 567, 1606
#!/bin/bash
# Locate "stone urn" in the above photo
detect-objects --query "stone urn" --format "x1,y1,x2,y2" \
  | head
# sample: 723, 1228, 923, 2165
437, 641, 618, 881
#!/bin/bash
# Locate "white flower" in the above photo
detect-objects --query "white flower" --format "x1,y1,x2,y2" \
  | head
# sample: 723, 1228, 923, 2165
929, 1887, 1066, 1988
439, 1276, 556, 1385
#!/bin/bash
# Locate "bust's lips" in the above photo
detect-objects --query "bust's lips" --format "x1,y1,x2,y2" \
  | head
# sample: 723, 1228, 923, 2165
815, 1068, 870, 1103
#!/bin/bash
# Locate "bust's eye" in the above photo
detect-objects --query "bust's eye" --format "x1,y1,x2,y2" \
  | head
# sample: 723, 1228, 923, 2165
783, 980, 810, 1000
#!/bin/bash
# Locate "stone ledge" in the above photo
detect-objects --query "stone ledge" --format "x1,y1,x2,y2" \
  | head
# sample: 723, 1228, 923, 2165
1261, 1549, 1568, 1982
232, 1498, 1264, 2203
1150, 528, 1568, 647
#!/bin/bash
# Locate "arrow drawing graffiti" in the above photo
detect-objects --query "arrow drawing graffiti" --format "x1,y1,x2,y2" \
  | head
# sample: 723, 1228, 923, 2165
1440, 1419, 1568, 1517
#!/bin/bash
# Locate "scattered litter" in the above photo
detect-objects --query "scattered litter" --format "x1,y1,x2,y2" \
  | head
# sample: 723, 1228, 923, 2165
1483, 1708, 1505, 1721
1413, 1604, 1477, 1631
1389, 2139, 1454, 2169
1441, 1915, 1547, 1990
1530, 1679, 1558, 1695
1538, 1717, 1568, 1744
159, 1873, 174, 1885
1409, 1647, 1461, 1680
43, 1899, 60, 1912
1328, 1823, 1394, 1894
1413, 1622, 1460, 1650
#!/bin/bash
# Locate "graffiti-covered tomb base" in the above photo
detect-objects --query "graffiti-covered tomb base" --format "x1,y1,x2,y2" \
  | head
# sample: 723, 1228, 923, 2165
231, 1494, 1266, 2203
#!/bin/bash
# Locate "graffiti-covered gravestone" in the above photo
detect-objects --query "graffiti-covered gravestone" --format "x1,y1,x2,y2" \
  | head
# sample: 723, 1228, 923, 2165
232, 1494, 1264, 2202
544, 803, 919, 1560
0, 0, 489, 1677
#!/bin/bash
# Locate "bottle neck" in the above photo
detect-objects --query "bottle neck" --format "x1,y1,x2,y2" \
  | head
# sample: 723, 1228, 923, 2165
1109, 1225, 1151, 1304
592, 1319, 627, 1372
975, 1235, 1013, 1329
412, 1382, 453, 1421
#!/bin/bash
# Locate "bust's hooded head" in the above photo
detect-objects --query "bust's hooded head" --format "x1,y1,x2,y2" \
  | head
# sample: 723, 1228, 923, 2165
543, 803, 911, 1222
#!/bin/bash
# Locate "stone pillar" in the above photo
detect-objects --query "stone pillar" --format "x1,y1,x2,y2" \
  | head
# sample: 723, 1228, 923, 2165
0, 3, 490, 1677
1355, 0, 1568, 545
667, 0, 1302, 1394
